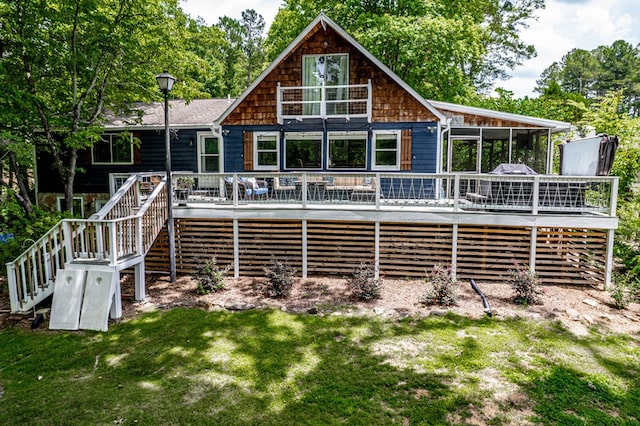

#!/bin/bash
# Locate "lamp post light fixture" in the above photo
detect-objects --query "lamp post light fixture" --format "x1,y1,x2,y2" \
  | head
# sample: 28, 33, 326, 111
156, 70, 177, 283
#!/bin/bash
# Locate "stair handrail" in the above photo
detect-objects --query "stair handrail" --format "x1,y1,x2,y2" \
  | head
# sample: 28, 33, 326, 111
6, 174, 170, 313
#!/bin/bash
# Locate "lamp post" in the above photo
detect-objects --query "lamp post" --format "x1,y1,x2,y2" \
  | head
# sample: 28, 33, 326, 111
156, 70, 177, 283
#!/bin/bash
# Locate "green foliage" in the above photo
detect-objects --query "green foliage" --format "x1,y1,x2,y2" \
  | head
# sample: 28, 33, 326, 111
507, 261, 542, 305
194, 257, 231, 295
262, 256, 296, 298
346, 262, 381, 301
265, 0, 543, 101
421, 264, 458, 307
609, 271, 637, 309
537, 40, 640, 116
2, 308, 639, 424
0, 196, 63, 274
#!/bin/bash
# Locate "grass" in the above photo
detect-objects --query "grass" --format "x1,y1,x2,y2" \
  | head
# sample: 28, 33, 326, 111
0, 309, 639, 425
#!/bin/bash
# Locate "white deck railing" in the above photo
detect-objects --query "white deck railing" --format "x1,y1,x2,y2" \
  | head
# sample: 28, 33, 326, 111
169, 172, 618, 216
5, 176, 169, 313
277, 80, 372, 124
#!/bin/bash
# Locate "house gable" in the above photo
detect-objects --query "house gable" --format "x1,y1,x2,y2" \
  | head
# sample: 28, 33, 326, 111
221, 14, 443, 126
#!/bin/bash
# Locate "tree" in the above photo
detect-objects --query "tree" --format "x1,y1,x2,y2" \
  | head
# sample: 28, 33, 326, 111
241, 9, 266, 86
0, 0, 191, 212
264, 0, 543, 101
537, 41, 640, 116
217, 16, 245, 97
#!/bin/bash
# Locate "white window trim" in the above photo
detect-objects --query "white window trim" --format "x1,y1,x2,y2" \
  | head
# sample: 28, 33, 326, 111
327, 131, 368, 170
196, 131, 223, 173
253, 132, 280, 171
372, 130, 401, 171
56, 196, 85, 217
91, 133, 134, 165
301, 53, 350, 86
284, 132, 323, 170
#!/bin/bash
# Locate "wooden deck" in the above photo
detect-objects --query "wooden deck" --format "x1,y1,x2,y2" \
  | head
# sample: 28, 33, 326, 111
144, 172, 618, 288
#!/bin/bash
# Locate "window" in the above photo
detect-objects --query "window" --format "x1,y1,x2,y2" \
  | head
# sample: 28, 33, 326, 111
197, 133, 222, 173
302, 54, 349, 115
284, 133, 322, 169
328, 132, 367, 169
92, 133, 133, 164
254, 132, 279, 170
372, 131, 400, 170
57, 197, 84, 217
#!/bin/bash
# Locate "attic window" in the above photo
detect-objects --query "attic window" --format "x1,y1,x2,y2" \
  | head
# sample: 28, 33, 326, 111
92, 133, 133, 165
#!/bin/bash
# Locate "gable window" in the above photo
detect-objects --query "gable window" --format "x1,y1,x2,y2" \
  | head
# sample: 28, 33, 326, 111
254, 132, 279, 170
92, 133, 133, 165
284, 132, 322, 169
372, 131, 401, 170
198, 133, 222, 173
302, 54, 348, 115
328, 132, 367, 169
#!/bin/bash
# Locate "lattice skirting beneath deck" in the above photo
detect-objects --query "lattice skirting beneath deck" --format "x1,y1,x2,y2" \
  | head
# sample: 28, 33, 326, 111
146, 219, 608, 287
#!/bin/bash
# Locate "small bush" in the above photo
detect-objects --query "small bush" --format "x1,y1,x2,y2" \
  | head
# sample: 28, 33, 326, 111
507, 261, 542, 305
262, 256, 296, 298
347, 262, 381, 301
195, 257, 231, 295
609, 271, 639, 309
421, 264, 457, 307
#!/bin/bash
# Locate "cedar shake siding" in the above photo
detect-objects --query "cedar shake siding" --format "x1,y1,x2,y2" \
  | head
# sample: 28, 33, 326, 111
223, 22, 439, 126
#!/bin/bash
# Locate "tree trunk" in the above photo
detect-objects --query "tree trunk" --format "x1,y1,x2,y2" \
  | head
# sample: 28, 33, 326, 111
5, 151, 34, 215
62, 149, 78, 213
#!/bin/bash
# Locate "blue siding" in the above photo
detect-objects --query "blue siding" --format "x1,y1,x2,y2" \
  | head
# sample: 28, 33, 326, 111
222, 121, 438, 173
37, 128, 207, 193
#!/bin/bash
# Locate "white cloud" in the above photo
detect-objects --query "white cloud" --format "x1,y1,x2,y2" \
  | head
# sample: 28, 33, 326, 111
180, 0, 281, 26
498, 0, 640, 97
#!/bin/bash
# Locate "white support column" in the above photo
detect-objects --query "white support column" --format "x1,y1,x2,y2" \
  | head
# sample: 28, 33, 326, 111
233, 219, 240, 279
532, 176, 540, 215
302, 220, 308, 278
62, 220, 73, 263
135, 260, 146, 301
529, 227, 538, 271
605, 228, 615, 289
374, 221, 380, 280
451, 223, 459, 280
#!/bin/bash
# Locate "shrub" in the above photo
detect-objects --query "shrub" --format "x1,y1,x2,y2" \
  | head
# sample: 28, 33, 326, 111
347, 262, 381, 301
0, 199, 63, 275
262, 256, 296, 298
421, 264, 457, 307
507, 261, 542, 305
195, 257, 231, 295
609, 270, 639, 309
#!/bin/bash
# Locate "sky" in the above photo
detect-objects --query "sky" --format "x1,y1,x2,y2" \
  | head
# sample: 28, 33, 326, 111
179, 0, 640, 98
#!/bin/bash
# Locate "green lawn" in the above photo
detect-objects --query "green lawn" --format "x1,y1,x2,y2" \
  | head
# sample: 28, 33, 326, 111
0, 309, 638, 425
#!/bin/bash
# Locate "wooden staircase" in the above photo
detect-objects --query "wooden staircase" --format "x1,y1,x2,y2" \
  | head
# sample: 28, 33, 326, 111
5, 173, 169, 319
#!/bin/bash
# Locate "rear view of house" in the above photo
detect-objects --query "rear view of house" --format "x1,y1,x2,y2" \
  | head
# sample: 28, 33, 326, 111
9, 14, 618, 324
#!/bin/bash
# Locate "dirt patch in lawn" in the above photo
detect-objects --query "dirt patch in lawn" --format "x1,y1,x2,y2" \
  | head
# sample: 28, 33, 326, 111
119, 274, 640, 336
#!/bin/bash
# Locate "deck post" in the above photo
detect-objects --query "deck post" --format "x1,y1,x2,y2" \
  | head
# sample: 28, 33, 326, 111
374, 221, 380, 280
109, 222, 118, 265
375, 173, 381, 209
233, 219, 239, 279
302, 220, 308, 278
532, 176, 540, 215
62, 220, 73, 263
605, 228, 615, 289
451, 223, 458, 279
529, 226, 538, 271
134, 260, 146, 301
6, 262, 19, 312
453, 174, 460, 212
